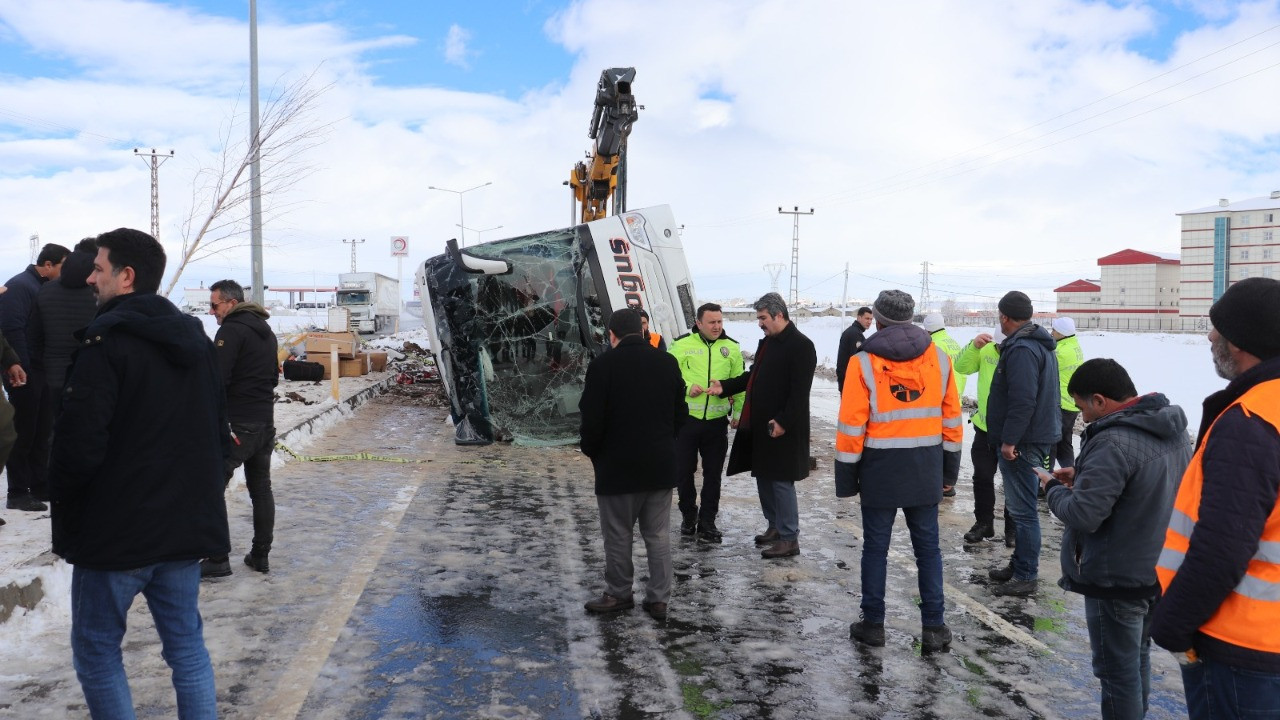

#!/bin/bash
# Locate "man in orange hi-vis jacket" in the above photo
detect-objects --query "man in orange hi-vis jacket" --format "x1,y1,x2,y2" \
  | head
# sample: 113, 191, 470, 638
836, 289, 962, 653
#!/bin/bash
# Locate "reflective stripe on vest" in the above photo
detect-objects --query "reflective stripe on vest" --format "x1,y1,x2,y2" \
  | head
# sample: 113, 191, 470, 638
836, 343, 961, 462
1157, 378, 1280, 652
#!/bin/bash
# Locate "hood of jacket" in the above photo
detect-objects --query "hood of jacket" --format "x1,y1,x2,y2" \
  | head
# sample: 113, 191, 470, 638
1005, 321, 1056, 353
58, 249, 95, 290
86, 292, 210, 368
225, 301, 274, 339
861, 322, 931, 362
1084, 392, 1188, 445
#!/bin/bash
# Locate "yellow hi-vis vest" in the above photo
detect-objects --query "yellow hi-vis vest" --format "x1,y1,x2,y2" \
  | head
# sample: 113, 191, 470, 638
836, 343, 963, 463
1156, 378, 1280, 653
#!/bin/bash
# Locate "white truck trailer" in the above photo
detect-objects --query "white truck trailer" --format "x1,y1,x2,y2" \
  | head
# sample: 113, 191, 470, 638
418, 204, 697, 445
336, 272, 400, 335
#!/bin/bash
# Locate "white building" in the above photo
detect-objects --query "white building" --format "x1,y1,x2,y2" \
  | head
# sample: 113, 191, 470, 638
1055, 250, 1181, 332
1177, 192, 1280, 326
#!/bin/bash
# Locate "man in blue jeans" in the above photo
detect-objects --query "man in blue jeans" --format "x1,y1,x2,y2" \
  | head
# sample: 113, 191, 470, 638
49, 229, 230, 719
984, 291, 1059, 597
836, 289, 962, 652
1042, 359, 1190, 719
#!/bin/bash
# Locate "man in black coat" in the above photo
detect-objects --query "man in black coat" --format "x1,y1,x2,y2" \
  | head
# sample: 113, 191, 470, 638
579, 308, 686, 620
1, 241, 69, 510
0, 287, 26, 529
30, 238, 98, 407
835, 305, 873, 392
48, 228, 229, 717
200, 278, 279, 578
715, 292, 817, 559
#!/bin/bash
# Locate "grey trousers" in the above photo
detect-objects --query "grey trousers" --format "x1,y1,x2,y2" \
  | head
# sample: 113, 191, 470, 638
596, 489, 673, 604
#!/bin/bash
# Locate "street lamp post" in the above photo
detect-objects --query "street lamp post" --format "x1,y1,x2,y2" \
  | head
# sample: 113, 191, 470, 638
455, 223, 504, 244
429, 181, 492, 247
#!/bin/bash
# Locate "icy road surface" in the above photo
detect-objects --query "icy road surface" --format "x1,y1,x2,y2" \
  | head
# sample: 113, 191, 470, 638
2, 390, 1188, 719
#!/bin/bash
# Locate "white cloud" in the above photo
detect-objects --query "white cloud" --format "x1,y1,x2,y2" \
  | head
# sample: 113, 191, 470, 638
0, 0, 1276, 308
443, 23, 473, 69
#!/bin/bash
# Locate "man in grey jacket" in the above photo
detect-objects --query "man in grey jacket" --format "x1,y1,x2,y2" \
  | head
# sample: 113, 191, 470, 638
1042, 358, 1192, 720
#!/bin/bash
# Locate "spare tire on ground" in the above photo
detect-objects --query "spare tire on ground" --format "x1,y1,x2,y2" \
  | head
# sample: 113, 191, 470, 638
282, 360, 325, 382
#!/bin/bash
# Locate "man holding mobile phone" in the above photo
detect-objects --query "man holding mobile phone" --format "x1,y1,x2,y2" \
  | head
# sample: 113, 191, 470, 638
1042, 359, 1189, 719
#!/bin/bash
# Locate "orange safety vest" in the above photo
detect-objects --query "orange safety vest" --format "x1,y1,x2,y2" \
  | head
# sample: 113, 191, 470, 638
648, 333, 662, 349
836, 343, 963, 463
1156, 378, 1280, 653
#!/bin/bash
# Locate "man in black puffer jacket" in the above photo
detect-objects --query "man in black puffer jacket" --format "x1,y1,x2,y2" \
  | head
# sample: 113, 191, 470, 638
201, 278, 279, 577
30, 238, 99, 406
49, 228, 229, 717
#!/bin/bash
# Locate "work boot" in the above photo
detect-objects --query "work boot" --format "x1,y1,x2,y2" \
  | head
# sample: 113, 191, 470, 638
964, 522, 995, 543
200, 557, 232, 579
680, 510, 698, 536
922, 624, 953, 652
992, 578, 1038, 597
244, 551, 270, 574
988, 562, 1015, 582
6, 494, 47, 512
753, 527, 780, 546
761, 539, 800, 559
850, 620, 886, 647
584, 593, 634, 614
697, 519, 722, 543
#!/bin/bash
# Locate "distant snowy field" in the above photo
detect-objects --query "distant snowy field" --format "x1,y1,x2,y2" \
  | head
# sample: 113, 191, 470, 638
724, 316, 1219, 434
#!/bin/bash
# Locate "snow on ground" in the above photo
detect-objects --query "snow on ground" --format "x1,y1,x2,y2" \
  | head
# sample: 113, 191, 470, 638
725, 316, 1219, 434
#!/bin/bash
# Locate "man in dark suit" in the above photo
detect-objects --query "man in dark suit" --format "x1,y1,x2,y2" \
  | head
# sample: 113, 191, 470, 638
714, 292, 818, 559
579, 308, 687, 620
835, 305, 873, 393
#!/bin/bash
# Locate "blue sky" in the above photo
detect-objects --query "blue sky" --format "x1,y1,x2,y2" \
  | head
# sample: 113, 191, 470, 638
0, 0, 1277, 305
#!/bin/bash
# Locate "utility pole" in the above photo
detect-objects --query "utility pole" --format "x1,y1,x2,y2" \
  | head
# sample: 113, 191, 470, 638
778, 206, 814, 308
248, 0, 265, 305
133, 148, 174, 241
29, 233, 38, 263
342, 238, 365, 273
919, 261, 932, 314
841, 262, 850, 329
763, 263, 786, 294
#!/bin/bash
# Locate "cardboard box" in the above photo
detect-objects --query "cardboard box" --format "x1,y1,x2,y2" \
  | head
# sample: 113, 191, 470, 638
311, 354, 335, 380
338, 358, 364, 377
366, 351, 388, 372
352, 352, 372, 376
304, 331, 358, 359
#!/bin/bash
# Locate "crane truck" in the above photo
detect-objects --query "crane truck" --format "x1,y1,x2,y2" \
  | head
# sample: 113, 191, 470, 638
568, 67, 640, 223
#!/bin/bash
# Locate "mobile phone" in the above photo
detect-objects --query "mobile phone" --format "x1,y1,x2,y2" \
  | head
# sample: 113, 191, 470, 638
1033, 466, 1053, 483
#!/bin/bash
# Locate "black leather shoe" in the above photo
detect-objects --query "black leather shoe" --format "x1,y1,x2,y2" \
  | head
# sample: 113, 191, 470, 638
244, 552, 270, 574
988, 562, 1015, 582
992, 578, 1038, 597
680, 514, 698, 536
922, 624, 953, 652
6, 494, 47, 512
942, 485, 957, 498
584, 593, 634, 613
200, 557, 232, 579
761, 539, 800, 559
697, 520, 722, 543
642, 601, 668, 620
850, 620, 886, 647
753, 527, 780, 546
964, 522, 995, 543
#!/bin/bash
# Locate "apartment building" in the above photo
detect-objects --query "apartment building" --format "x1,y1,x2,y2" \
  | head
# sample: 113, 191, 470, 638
1178, 192, 1280, 325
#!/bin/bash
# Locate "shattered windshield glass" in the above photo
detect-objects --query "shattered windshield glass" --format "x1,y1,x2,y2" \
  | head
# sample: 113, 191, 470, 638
423, 228, 607, 446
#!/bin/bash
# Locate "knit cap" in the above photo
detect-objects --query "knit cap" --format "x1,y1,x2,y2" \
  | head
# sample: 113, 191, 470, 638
998, 291, 1033, 321
873, 290, 914, 326
1210, 277, 1280, 360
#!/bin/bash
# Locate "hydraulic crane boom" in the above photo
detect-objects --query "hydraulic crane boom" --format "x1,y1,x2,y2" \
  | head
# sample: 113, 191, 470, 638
569, 67, 639, 223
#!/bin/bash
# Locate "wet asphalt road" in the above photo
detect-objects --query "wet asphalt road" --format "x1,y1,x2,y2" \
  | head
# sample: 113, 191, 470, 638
3, 395, 1189, 719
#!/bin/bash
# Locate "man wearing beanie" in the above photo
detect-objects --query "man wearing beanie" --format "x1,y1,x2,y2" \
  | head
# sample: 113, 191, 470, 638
985, 290, 1059, 597
1152, 277, 1280, 718
1050, 317, 1085, 471
837, 290, 961, 651
579, 308, 687, 620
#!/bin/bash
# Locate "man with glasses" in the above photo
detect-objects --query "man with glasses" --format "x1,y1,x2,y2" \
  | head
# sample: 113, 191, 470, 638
202, 279, 278, 577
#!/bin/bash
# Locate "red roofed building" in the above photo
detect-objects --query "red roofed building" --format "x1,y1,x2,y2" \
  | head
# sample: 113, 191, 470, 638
1054, 279, 1101, 328
1055, 250, 1181, 331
